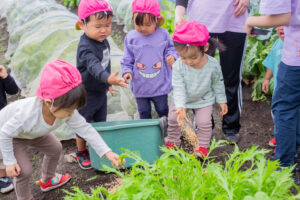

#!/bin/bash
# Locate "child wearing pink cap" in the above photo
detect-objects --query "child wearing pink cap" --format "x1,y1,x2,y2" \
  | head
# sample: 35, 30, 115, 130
0, 60, 124, 200
75, 0, 128, 170
166, 21, 227, 158
121, 0, 178, 119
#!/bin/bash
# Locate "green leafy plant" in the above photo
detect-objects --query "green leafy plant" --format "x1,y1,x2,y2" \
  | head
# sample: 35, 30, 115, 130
161, 0, 175, 35
64, 139, 300, 200
61, 0, 81, 8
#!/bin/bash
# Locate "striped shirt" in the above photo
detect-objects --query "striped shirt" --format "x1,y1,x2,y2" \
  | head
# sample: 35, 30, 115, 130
172, 55, 227, 109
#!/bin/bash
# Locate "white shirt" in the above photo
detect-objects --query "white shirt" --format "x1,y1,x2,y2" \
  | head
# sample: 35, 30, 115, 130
0, 97, 111, 165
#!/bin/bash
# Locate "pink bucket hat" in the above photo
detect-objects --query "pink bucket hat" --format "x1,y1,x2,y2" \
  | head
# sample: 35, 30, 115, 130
172, 21, 210, 46
78, 0, 113, 20
132, 0, 161, 18
36, 60, 82, 100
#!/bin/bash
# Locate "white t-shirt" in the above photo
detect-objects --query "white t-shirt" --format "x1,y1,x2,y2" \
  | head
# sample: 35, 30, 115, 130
0, 97, 111, 165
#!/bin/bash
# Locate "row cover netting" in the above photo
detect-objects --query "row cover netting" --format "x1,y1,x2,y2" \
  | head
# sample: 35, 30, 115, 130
0, 0, 139, 140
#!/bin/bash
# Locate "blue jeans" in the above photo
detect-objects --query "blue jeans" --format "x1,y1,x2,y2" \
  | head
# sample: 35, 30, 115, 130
136, 95, 168, 119
272, 62, 300, 167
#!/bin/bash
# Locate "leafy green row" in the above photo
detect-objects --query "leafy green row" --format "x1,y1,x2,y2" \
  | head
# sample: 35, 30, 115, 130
61, 0, 81, 8
64, 139, 300, 200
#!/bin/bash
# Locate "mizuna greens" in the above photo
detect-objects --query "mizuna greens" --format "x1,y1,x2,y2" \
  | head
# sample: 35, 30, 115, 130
64, 139, 300, 200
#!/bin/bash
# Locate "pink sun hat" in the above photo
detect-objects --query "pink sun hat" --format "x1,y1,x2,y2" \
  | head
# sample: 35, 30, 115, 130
78, 0, 113, 20
132, 0, 162, 18
172, 21, 210, 46
36, 60, 82, 100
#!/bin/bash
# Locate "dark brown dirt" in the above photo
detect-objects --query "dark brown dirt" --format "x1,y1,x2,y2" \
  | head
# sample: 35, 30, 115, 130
0, 11, 276, 200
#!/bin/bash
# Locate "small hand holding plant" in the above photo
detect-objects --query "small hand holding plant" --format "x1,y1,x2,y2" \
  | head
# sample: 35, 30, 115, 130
105, 151, 126, 168
176, 107, 189, 127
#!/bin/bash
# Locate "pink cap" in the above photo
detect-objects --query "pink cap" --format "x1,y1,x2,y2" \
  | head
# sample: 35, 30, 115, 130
172, 21, 210, 46
132, 0, 161, 18
78, 0, 113, 20
36, 60, 82, 100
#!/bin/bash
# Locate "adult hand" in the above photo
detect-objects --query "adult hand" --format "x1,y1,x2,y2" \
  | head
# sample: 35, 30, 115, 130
123, 72, 133, 84
105, 151, 126, 167
166, 55, 175, 67
107, 71, 128, 88
0, 65, 8, 79
262, 79, 270, 93
176, 108, 188, 127
6, 163, 21, 177
219, 103, 228, 116
107, 86, 119, 96
234, 0, 250, 17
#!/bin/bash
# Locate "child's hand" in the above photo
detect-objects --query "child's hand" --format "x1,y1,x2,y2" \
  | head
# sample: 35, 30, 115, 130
105, 151, 126, 167
6, 163, 21, 177
219, 103, 228, 116
262, 79, 270, 93
166, 55, 175, 67
176, 108, 189, 127
123, 73, 132, 84
0, 65, 8, 79
107, 86, 119, 96
107, 71, 128, 88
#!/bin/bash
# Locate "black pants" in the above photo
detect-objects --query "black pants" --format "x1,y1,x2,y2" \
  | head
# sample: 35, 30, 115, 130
210, 31, 247, 136
77, 91, 107, 138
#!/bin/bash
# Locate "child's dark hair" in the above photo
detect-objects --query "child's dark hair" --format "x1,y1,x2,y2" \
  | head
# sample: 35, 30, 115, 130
173, 38, 226, 56
133, 12, 157, 26
53, 84, 86, 111
82, 11, 113, 24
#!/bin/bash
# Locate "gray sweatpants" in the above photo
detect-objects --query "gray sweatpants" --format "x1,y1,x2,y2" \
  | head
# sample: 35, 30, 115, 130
166, 103, 213, 148
12, 133, 62, 200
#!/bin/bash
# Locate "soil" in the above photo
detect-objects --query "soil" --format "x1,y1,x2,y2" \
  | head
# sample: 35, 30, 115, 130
0, 10, 276, 200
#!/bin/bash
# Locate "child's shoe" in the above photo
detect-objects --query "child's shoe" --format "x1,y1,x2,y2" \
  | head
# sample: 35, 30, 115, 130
194, 147, 209, 159
268, 138, 276, 147
39, 173, 71, 192
0, 176, 14, 193
165, 142, 177, 150
76, 149, 92, 170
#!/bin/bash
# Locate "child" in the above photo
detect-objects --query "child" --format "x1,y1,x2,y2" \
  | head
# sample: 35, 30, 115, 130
121, 0, 178, 119
0, 60, 124, 200
261, 26, 284, 148
75, 0, 128, 169
0, 64, 18, 194
245, 0, 300, 174
166, 21, 228, 158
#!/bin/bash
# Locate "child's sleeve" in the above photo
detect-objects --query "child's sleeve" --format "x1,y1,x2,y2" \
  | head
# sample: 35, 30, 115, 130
262, 39, 281, 73
1, 75, 19, 95
78, 45, 110, 84
164, 29, 179, 60
212, 64, 227, 104
0, 113, 24, 166
172, 61, 186, 109
121, 36, 135, 76
67, 110, 111, 157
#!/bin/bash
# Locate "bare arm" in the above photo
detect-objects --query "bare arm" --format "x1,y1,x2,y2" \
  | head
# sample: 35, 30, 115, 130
245, 13, 291, 36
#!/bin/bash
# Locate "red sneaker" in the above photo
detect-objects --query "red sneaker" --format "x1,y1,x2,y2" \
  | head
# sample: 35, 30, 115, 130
165, 142, 177, 150
268, 138, 276, 147
194, 147, 209, 159
39, 173, 71, 192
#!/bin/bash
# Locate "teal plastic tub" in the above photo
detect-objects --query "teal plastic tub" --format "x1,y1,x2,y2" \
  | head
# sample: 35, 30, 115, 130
89, 119, 164, 170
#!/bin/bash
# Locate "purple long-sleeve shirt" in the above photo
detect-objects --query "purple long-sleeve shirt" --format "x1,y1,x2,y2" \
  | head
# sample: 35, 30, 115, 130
121, 28, 178, 98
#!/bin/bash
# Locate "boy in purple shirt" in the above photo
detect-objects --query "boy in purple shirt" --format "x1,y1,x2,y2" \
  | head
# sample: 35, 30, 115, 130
121, 0, 178, 119
245, 0, 300, 183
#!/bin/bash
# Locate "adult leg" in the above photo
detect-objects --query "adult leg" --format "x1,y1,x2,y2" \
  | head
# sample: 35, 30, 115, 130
217, 32, 247, 138
194, 105, 213, 148
166, 103, 182, 147
152, 95, 169, 117
136, 97, 152, 119
272, 63, 300, 167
